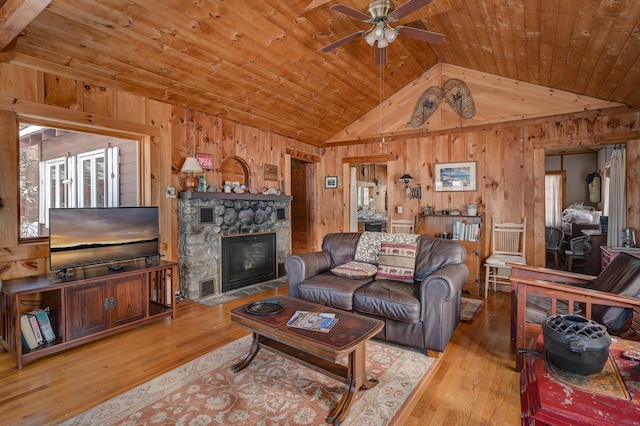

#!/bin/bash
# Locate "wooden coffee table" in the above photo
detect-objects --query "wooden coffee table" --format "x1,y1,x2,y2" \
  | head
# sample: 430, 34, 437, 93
230, 295, 384, 425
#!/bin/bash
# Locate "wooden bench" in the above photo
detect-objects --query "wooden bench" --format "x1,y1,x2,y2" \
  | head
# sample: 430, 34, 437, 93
509, 253, 640, 371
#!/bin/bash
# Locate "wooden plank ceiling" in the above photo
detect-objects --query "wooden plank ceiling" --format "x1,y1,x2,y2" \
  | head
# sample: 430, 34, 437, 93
1, 0, 639, 146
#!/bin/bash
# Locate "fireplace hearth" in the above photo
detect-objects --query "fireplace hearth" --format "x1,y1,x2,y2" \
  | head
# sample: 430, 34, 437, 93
178, 192, 292, 303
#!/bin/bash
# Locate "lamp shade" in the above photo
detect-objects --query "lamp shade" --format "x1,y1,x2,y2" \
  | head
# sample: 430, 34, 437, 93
399, 172, 414, 183
180, 157, 203, 173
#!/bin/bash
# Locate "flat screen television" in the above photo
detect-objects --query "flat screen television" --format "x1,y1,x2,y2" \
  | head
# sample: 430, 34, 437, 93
49, 207, 160, 274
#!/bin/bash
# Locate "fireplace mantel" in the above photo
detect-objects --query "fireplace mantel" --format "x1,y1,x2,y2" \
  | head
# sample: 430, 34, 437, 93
179, 191, 292, 202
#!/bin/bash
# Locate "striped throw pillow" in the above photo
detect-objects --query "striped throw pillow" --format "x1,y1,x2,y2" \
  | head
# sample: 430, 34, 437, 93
375, 242, 417, 283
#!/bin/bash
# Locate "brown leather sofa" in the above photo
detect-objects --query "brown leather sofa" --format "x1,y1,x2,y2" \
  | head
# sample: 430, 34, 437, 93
285, 232, 469, 354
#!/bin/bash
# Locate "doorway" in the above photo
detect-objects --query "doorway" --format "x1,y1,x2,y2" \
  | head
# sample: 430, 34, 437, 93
290, 159, 313, 254
350, 163, 389, 232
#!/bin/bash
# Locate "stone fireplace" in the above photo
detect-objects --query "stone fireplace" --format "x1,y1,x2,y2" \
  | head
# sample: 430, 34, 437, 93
178, 192, 292, 303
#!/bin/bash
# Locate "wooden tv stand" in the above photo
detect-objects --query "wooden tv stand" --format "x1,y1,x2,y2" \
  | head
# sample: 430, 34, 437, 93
0, 259, 177, 369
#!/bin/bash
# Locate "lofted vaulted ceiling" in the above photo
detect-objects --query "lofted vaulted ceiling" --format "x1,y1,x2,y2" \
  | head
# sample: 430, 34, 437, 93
1, 0, 639, 146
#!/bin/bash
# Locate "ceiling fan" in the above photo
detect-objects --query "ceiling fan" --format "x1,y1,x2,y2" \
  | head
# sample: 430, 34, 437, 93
322, 0, 444, 65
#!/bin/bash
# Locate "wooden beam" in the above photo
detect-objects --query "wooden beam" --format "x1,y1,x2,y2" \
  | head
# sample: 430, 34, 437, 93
0, 0, 51, 50
0, 37, 18, 63
342, 154, 396, 164
0, 94, 161, 137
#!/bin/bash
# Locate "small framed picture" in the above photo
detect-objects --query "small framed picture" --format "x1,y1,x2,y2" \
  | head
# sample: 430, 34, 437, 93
195, 153, 213, 170
325, 176, 338, 189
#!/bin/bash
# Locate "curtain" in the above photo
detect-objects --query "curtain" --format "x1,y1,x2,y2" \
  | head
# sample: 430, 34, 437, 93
607, 148, 626, 246
545, 174, 562, 227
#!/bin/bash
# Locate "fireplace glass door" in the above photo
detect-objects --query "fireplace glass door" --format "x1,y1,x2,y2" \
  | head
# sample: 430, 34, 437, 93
221, 233, 276, 292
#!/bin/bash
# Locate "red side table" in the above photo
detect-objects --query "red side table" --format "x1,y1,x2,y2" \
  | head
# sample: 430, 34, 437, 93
520, 336, 640, 425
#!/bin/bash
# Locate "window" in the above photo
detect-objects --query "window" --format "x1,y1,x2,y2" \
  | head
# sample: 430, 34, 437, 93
19, 124, 138, 241
77, 149, 106, 207
544, 171, 566, 227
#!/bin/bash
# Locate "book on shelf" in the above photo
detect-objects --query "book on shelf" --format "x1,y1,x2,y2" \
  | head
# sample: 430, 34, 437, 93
20, 314, 43, 350
28, 309, 56, 343
452, 220, 481, 241
287, 310, 339, 333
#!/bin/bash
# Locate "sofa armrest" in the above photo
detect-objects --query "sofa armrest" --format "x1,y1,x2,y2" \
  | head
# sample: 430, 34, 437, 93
285, 251, 331, 298
418, 263, 469, 303
417, 263, 469, 352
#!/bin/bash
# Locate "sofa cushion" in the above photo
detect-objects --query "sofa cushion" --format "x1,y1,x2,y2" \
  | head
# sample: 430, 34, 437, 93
353, 280, 421, 323
298, 272, 371, 311
375, 242, 417, 283
585, 252, 640, 332
354, 231, 418, 264
330, 261, 378, 279
414, 236, 467, 281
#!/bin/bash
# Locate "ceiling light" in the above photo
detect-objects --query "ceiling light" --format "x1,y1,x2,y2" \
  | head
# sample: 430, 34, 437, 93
366, 22, 399, 49
384, 27, 398, 43
365, 31, 377, 46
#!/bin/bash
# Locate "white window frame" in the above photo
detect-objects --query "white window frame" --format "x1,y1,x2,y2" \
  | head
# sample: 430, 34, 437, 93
77, 149, 107, 208
43, 157, 67, 227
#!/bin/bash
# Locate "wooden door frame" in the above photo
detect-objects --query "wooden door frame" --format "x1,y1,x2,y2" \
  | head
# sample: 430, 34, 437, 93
341, 154, 395, 232
285, 149, 321, 253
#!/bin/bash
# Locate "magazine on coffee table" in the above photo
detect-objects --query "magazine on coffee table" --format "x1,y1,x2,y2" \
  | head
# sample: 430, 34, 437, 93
287, 310, 339, 333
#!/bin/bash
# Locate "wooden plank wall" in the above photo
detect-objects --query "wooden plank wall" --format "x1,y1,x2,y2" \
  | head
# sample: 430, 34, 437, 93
0, 62, 322, 281
319, 114, 639, 268
0, 63, 172, 280
0, 61, 638, 282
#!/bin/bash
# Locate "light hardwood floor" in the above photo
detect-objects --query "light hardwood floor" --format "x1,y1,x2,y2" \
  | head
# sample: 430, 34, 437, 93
0, 286, 520, 425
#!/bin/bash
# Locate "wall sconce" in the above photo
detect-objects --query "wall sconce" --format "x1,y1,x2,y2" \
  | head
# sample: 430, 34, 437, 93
180, 157, 203, 191
399, 172, 422, 200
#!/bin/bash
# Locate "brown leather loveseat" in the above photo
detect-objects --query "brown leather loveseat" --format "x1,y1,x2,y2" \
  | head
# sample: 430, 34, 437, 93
285, 232, 469, 354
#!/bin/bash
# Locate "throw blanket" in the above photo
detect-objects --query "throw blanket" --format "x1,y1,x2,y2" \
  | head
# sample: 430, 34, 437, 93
354, 231, 419, 264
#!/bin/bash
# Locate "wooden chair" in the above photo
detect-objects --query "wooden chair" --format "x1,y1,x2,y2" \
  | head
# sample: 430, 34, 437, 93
389, 217, 415, 234
483, 218, 526, 298
544, 226, 564, 268
510, 253, 640, 371
564, 235, 585, 272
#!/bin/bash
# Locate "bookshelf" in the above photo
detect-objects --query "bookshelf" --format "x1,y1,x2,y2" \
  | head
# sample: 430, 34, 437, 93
416, 214, 484, 296
0, 260, 176, 369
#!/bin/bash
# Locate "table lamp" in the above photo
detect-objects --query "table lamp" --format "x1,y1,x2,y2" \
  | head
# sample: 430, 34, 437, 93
180, 157, 203, 191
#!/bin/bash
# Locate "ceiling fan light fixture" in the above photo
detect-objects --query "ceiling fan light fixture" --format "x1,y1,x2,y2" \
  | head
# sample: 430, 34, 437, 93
365, 31, 377, 46
374, 23, 385, 38
384, 26, 398, 42
377, 37, 389, 48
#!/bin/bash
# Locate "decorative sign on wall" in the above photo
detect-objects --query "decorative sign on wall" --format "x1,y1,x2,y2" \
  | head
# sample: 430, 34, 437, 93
195, 153, 213, 170
263, 164, 278, 181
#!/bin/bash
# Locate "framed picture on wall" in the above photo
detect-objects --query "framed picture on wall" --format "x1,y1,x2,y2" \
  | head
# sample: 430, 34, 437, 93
435, 161, 477, 192
325, 176, 338, 189
195, 153, 213, 170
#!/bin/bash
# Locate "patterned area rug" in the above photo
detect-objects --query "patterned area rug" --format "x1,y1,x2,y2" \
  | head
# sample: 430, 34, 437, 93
62, 335, 438, 425
460, 297, 484, 323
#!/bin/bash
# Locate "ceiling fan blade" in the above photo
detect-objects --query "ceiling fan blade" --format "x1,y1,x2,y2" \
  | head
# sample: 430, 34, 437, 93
375, 47, 387, 65
330, 4, 372, 21
397, 26, 444, 44
389, 0, 435, 20
321, 30, 367, 52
